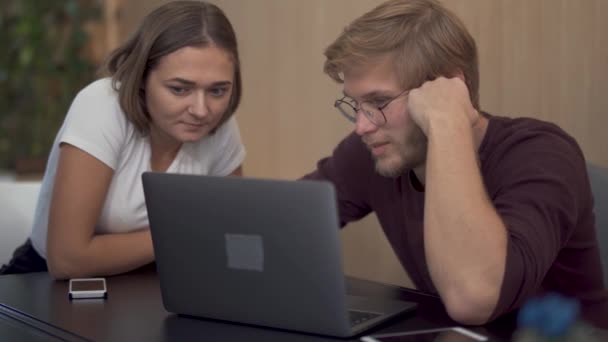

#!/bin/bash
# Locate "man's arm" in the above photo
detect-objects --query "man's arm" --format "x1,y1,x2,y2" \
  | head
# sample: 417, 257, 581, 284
424, 115, 506, 324
303, 133, 374, 227
409, 77, 506, 324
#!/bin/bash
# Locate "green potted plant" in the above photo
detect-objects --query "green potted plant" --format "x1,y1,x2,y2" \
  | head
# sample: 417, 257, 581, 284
0, 0, 101, 177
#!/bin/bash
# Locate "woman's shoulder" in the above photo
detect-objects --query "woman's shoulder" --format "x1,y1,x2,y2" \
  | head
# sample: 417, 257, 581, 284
64, 77, 133, 141
74, 77, 117, 103
67, 77, 125, 122
60, 77, 139, 170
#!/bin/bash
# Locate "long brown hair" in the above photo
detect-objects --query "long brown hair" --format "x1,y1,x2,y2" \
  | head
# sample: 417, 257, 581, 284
324, 0, 479, 109
101, 1, 242, 134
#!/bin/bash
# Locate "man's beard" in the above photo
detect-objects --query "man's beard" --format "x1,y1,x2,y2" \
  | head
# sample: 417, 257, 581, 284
372, 133, 427, 178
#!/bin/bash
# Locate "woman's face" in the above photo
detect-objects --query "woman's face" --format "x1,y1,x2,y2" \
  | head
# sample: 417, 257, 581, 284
144, 45, 235, 147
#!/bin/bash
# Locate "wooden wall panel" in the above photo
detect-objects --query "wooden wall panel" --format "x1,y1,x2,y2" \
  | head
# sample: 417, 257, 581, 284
115, 0, 607, 288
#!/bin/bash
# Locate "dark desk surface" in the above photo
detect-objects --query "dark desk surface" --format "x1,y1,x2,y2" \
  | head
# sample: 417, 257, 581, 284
0, 269, 516, 341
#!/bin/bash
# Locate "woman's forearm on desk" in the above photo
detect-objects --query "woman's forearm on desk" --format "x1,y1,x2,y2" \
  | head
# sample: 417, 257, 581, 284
47, 144, 155, 279
47, 228, 154, 279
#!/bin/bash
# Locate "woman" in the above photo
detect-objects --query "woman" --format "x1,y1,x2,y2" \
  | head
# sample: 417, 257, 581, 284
0, 1, 245, 278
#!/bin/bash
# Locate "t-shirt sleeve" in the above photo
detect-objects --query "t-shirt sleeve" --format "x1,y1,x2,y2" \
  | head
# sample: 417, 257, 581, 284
489, 132, 590, 319
208, 116, 246, 176
302, 132, 373, 227
59, 79, 127, 170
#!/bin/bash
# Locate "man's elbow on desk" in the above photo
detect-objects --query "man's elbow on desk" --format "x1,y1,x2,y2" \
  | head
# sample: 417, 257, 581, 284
442, 283, 501, 325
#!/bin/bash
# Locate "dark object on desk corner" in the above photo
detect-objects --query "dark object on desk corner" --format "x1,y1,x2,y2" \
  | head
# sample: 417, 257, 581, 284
0, 303, 91, 342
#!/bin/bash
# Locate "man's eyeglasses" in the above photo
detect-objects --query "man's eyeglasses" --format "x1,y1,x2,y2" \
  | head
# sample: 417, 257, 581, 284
334, 89, 409, 127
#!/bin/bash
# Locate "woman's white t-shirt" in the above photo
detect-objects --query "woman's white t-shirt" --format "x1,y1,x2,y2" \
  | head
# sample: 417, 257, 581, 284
29, 78, 246, 258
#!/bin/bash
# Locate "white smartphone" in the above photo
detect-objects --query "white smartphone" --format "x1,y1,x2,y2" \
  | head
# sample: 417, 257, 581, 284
68, 278, 107, 299
361, 327, 488, 342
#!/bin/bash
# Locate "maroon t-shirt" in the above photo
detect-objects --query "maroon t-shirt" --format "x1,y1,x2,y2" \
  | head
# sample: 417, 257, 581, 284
304, 114, 607, 327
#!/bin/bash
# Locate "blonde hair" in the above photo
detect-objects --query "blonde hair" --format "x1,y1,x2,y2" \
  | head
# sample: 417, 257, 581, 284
324, 0, 479, 109
101, 1, 242, 134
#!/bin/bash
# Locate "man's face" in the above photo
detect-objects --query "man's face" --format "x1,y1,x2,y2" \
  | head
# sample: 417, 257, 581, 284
342, 56, 427, 177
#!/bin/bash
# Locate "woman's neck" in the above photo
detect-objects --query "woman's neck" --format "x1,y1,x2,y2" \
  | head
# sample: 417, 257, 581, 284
149, 126, 182, 172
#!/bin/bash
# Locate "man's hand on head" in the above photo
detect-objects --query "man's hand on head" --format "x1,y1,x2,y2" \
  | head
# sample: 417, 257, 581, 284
407, 76, 479, 136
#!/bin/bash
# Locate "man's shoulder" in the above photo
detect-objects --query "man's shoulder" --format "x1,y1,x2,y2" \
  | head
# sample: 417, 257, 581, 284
483, 113, 582, 158
488, 114, 572, 139
481, 113, 588, 191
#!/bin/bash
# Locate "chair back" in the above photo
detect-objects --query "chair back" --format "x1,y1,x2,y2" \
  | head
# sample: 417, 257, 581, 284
588, 163, 608, 285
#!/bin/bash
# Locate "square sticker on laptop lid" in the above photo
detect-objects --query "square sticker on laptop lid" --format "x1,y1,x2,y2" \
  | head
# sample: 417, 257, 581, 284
225, 233, 264, 272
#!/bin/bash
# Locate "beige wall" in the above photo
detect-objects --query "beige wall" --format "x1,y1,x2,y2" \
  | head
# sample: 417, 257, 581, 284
113, 0, 608, 288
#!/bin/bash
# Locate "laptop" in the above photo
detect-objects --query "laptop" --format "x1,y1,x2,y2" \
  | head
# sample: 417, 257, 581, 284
142, 172, 417, 338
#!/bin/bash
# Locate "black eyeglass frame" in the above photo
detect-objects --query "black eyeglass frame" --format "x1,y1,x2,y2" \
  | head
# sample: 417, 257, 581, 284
333, 89, 410, 127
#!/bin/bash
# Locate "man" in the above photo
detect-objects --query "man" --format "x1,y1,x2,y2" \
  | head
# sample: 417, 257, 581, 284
304, 0, 607, 327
